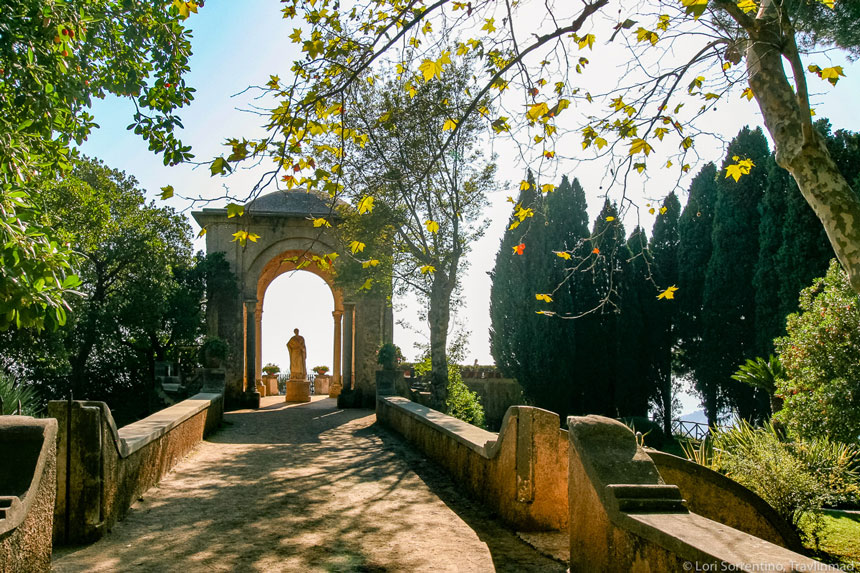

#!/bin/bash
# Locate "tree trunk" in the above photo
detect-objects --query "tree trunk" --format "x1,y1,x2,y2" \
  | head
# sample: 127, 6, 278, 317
746, 23, 860, 294
427, 270, 454, 411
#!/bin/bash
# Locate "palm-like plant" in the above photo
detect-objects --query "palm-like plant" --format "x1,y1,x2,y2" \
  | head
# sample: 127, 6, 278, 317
731, 355, 785, 415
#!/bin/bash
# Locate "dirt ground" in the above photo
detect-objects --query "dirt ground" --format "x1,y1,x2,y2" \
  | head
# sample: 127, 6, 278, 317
52, 396, 567, 572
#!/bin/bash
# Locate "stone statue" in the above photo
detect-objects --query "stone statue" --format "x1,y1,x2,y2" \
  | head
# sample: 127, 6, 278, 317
286, 328, 307, 380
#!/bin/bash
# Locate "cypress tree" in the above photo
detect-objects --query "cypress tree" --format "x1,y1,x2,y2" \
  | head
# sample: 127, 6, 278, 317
617, 226, 653, 419
753, 155, 789, 356
489, 174, 593, 420
576, 200, 627, 416
677, 163, 718, 415
649, 193, 681, 434
700, 127, 771, 424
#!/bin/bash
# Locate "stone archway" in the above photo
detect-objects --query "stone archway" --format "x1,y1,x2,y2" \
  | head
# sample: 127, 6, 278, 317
193, 189, 392, 408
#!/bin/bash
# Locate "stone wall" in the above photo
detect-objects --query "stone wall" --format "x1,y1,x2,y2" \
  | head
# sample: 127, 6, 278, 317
0, 416, 57, 573
48, 391, 223, 544
376, 396, 568, 531
461, 377, 523, 431
566, 415, 831, 572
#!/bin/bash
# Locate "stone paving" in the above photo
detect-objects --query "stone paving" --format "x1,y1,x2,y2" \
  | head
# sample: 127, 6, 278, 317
52, 396, 566, 572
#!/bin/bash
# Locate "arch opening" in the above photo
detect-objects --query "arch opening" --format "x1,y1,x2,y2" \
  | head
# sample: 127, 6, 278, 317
261, 271, 335, 380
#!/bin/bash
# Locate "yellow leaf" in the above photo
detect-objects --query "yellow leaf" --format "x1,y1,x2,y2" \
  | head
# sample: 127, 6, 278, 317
360, 278, 373, 291
606, 216, 615, 222
635, 27, 659, 46
425, 220, 439, 233
197, 227, 207, 238
725, 157, 755, 182
818, 0, 834, 7
443, 118, 457, 131
736, 0, 757, 14
665, 160, 673, 168
680, 0, 708, 19
660, 206, 668, 214
358, 195, 374, 214
313, 217, 331, 228
160, 185, 174, 200
657, 285, 679, 300
226, 203, 244, 218
741, 87, 754, 101
535, 293, 553, 303
527, 102, 549, 121
419, 59, 441, 81
349, 240, 365, 254
482, 18, 496, 33
554, 251, 572, 260
649, 207, 656, 215
629, 138, 653, 156
541, 184, 555, 193
362, 259, 380, 268
577, 34, 596, 50
654, 127, 668, 141
420, 265, 436, 274
595, 137, 607, 149
634, 162, 646, 173
519, 180, 531, 191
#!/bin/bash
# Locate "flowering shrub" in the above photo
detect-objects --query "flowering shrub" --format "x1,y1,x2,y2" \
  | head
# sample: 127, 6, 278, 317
262, 363, 280, 375
312, 365, 329, 375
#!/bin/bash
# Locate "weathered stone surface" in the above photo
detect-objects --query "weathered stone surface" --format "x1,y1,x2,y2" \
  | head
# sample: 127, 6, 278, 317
566, 415, 834, 572
0, 416, 56, 573
377, 396, 568, 531
284, 379, 310, 403
48, 391, 224, 545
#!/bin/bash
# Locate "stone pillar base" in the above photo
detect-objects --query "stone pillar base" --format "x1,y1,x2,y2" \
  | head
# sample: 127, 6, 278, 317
255, 380, 266, 397
245, 390, 261, 409
285, 379, 311, 403
329, 378, 343, 398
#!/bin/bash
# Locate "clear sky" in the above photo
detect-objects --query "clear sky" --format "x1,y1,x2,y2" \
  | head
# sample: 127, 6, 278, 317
78, 1, 860, 411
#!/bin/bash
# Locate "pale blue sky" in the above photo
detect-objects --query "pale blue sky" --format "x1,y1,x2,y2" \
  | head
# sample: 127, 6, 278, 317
78, 1, 860, 411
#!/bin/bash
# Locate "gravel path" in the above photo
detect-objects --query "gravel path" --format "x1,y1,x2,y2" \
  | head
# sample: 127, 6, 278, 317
52, 396, 566, 572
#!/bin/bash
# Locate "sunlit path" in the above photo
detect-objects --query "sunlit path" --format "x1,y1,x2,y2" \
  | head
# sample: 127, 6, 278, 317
51, 396, 564, 572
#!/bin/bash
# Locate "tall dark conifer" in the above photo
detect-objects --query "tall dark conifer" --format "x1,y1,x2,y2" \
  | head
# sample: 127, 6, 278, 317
649, 193, 681, 434
700, 127, 771, 424
753, 155, 789, 356
677, 163, 718, 416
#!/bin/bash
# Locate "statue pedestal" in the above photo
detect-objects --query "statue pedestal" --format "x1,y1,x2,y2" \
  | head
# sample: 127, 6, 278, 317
314, 375, 331, 395
262, 374, 279, 396
285, 378, 311, 403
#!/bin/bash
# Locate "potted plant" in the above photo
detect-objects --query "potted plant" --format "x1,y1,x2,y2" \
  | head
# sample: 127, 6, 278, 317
376, 343, 403, 371
263, 363, 280, 376
199, 336, 229, 368
312, 365, 329, 376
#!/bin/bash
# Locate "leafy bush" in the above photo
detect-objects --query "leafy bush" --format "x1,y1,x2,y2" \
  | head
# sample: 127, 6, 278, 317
684, 420, 860, 543
0, 372, 40, 416
414, 356, 485, 427
775, 260, 860, 443
376, 343, 403, 369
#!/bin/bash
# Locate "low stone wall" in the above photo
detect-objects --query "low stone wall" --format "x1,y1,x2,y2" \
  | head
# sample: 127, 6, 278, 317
647, 449, 803, 551
567, 415, 831, 572
461, 377, 523, 431
0, 416, 57, 573
48, 391, 223, 544
376, 396, 567, 531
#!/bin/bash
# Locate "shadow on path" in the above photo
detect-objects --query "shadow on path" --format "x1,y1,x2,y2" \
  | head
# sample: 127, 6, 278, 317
52, 396, 565, 573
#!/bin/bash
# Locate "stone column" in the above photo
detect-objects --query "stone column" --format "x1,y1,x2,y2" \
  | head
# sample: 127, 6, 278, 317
342, 304, 354, 392
332, 310, 343, 396
244, 299, 261, 408
254, 305, 263, 384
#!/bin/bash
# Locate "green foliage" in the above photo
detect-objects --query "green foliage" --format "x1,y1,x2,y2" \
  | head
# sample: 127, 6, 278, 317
262, 363, 280, 375
1, 157, 222, 423
710, 421, 831, 537
732, 355, 784, 396
0, 371, 39, 416
414, 355, 484, 427
376, 342, 403, 369
0, 0, 196, 330
775, 260, 860, 444
689, 420, 860, 542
